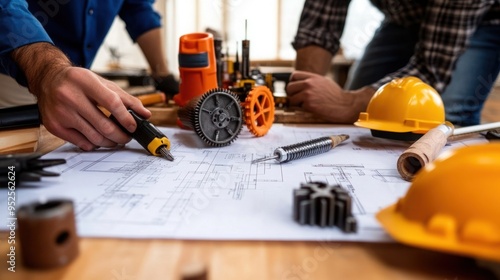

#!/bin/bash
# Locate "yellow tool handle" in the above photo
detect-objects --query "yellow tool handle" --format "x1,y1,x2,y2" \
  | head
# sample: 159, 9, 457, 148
147, 136, 171, 156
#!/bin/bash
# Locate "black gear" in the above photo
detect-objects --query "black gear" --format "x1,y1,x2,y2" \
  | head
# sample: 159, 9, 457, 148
293, 182, 357, 233
178, 88, 243, 147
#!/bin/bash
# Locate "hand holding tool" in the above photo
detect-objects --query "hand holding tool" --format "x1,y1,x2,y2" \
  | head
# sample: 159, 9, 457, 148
252, 134, 349, 164
397, 121, 500, 181
110, 110, 174, 161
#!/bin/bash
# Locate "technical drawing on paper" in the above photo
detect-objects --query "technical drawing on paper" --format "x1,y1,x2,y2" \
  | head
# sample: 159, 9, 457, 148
0, 125, 486, 241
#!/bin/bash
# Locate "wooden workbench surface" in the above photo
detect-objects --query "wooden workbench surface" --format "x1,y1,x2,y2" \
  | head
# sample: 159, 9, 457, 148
0, 124, 497, 280
1, 236, 495, 279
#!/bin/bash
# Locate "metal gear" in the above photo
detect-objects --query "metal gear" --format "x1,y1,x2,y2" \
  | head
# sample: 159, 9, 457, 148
293, 182, 357, 233
177, 88, 243, 147
243, 86, 275, 137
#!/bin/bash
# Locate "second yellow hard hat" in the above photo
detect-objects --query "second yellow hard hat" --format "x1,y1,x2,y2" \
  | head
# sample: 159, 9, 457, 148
377, 142, 500, 262
355, 76, 445, 137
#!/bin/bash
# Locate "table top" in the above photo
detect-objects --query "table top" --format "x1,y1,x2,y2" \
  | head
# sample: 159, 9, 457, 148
0, 127, 496, 280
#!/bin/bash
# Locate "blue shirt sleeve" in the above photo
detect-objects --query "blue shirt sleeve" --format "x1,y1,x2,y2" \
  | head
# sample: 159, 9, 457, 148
0, 1, 53, 85
118, 0, 162, 42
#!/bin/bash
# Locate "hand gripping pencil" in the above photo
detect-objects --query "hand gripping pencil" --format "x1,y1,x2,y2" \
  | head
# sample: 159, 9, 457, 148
111, 109, 174, 161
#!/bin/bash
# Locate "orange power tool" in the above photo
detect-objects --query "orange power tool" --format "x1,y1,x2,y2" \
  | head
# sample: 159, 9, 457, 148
174, 33, 218, 108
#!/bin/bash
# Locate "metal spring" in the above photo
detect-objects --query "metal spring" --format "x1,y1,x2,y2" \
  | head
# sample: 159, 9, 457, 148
277, 136, 333, 163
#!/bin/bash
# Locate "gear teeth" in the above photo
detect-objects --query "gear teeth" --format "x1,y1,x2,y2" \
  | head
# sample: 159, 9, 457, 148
244, 103, 258, 136
190, 88, 243, 147
293, 182, 358, 233
243, 86, 275, 137
177, 97, 200, 129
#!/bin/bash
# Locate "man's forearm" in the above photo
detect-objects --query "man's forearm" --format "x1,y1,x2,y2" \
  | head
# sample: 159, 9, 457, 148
136, 28, 170, 77
11, 43, 72, 96
294, 45, 333, 76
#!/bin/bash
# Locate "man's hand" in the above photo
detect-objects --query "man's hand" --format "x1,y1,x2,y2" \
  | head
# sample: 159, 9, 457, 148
38, 67, 152, 151
286, 71, 375, 123
12, 43, 151, 151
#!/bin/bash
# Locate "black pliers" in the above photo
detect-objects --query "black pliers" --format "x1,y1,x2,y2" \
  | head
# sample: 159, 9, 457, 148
0, 153, 66, 184
486, 129, 500, 140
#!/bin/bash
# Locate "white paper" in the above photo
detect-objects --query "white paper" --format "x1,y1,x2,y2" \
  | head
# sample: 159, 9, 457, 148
0, 125, 487, 241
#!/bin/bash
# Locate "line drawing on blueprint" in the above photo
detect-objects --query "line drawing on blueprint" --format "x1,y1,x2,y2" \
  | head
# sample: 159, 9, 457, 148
302, 165, 406, 216
0, 125, 487, 241
47, 141, 289, 235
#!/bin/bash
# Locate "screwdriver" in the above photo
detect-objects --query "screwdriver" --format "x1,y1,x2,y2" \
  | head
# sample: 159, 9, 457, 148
110, 109, 174, 161
252, 134, 349, 164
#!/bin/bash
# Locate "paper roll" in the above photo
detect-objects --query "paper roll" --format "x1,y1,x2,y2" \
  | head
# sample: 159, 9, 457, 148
397, 123, 453, 181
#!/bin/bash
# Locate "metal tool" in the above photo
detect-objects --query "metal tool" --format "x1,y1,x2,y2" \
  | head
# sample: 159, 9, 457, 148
110, 110, 174, 161
252, 134, 349, 164
214, 38, 224, 87
486, 128, 500, 140
0, 153, 66, 184
397, 121, 500, 181
233, 41, 240, 80
293, 182, 357, 233
241, 20, 250, 79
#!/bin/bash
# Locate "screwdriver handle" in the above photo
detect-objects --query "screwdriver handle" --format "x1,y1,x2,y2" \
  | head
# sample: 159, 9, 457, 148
110, 110, 171, 156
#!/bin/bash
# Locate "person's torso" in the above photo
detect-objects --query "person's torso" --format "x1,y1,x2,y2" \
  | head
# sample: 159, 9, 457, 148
27, 0, 125, 68
369, 0, 500, 27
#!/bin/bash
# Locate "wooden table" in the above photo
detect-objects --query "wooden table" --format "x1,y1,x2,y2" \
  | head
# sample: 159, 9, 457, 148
0, 127, 496, 280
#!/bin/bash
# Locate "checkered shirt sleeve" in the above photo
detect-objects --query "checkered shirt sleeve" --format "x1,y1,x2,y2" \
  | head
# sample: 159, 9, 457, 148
292, 0, 500, 93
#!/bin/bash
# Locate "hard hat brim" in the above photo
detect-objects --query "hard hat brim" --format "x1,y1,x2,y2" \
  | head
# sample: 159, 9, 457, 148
377, 204, 500, 263
354, 119, 427, 134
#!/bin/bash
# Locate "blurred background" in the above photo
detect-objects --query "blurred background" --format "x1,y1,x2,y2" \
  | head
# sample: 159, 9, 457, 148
90, 0, 383, 77
90, 0, 499, 123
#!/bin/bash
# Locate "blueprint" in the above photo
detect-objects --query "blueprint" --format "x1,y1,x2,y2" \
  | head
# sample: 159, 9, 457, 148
0, 125, 487, 241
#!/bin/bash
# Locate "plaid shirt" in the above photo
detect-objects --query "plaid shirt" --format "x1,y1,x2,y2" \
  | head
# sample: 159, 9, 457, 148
292, 0, 500, 92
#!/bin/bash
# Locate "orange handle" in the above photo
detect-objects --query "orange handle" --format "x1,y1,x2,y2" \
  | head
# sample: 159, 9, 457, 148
136, 92, 166, 106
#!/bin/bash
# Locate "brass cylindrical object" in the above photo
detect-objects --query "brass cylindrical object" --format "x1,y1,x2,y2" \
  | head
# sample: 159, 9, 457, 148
17, 199, 79, 269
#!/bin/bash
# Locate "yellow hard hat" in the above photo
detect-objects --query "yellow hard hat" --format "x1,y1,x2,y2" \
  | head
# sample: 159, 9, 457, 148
377, 143, 500, 262
354, 76, 445, 135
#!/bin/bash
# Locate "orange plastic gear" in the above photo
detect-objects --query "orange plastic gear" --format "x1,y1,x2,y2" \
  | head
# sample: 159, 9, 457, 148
244, 86, 275, 137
